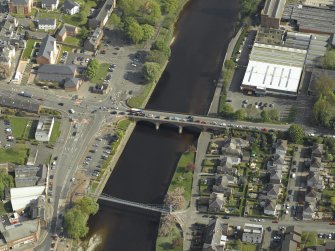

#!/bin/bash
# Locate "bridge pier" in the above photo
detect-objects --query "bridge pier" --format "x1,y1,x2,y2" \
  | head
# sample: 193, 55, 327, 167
178, 126, 183, 134
155, 122, 160, 130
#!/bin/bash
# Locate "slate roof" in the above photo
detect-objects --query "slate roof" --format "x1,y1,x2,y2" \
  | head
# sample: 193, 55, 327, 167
41, 0, 57, 5
64, 77, 80, 88
265, 200, 276, 211
276, 139, 288, 151
37, 35, 56, 60
64, 0, 78, 10
38, 64, 76, 75
310, 157, 322, 169
38, 18, 56, 26
11, 0, 29, 5
266, 184, 280, 197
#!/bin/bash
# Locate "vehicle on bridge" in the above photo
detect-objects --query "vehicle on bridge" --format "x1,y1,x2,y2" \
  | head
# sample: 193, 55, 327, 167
128, 108, 143, 113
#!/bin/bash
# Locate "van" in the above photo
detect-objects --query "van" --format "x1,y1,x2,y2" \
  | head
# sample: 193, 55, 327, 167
41, 86, 49, 90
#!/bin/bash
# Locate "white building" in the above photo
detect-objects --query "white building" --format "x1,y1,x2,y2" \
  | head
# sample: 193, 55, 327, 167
37, 18, 56, 31
41, 0, 59, 10
10, 186, 45, 211
242, 223, 263, 244
63, 0, 80, 15
35, 117, 54, 142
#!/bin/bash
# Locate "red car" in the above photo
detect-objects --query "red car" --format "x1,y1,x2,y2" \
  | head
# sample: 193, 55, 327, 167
329, 222, 335, 225
272, 220, 279, 223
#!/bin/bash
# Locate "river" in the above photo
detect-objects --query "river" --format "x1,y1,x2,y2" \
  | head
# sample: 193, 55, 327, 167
88, 0, 239, 250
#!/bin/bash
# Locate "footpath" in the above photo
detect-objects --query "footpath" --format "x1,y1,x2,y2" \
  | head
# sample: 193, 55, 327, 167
208, 28, 243, 115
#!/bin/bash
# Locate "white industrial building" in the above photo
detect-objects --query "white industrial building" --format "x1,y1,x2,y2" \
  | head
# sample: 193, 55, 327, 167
241, 43, 307, 96
35, 117, 54, 142
10, 186, 45, 211
242, 223, 264, 244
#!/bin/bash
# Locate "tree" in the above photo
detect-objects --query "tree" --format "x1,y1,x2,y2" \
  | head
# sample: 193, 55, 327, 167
165, 187, 185, 210
312, 95, 332, 127
186, 162, 195, 172
75, 197, 99, 215
126, 19, 144, 44
261, 110, 270, 122
313, 75, 335, 98
161, 0, 178, 14
142, 62, 161, 82
79, 27, 89, 41
268, 109, 279, 121
287, 124, 305, 143
138, 0, 162, 25
158, 214, 175, 236
323, 50, 335, 70
234, 109, 246, 120
220, 103, 234, 117
64, 208, 89, 239
0, 170, 14, 199
151, 40, 171, 57
141, 24, 155, 41
110, 13, 122, 29
24, 31, 30, 40
172, 237, 182, 248
147, 50, 167, 66
87, 59, 99, 80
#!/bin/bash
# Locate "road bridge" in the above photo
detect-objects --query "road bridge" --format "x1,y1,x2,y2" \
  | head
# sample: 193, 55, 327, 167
97, 193, 172, 214
123, 109, 291, 134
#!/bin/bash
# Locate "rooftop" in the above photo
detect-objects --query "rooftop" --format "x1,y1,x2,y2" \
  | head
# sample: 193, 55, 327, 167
262, 0, 287, 18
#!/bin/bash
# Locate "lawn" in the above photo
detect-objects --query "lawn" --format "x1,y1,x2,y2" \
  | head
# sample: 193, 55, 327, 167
127, 82, 154, 108
37, 10, 61, 20
226, 240, 256, 251
301, 232, 318, 248
22, 39, 39, 60
168, 151, 195, 203
64, 36, 81, 47
49, 120, 61, 143
62, 0, 97, 26
90, 63, 109, 84
117, 119, 130, 131
156, 223, 183, 251
0, 144, 28, 164
322, 189, 335, 197
203, 158, 215, 166
9, 117, 30, 139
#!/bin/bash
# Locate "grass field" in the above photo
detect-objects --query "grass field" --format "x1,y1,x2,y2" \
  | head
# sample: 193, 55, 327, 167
0, 144, 28, 164
9, 117, 30, 139
64, 36, 81, 47
49, 120, 61, 143
90, 63, 109, 84
156, 224, 183, 251
22, 39, 39, 60
127, 82, 154, 108
117, 119, 130, 131
168, 151, 195, 203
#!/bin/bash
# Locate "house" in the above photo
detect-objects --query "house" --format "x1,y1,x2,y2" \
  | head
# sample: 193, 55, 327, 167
35, 117, 54, 142
270, 169, 282, 184
88, 0, 115, 29
264, 184, 280, 199
64, 77, 82, 91
41, 0, 59, 10
37, 64, 77, 82
36, 35, 58, 65
208, 193, 226, 213
264, 200, 277, 215
10, 186, 45, 211
216, 165, 237, 176
303, 203, 315, 220
9, 0, 33, 16
267, 154, 285, 171
312, 143, 323, 158
29, 196, 46, 220
305, 188, 319, 203
203, 219, 229, 251
307, 172, 324, 190
14, 165, 47, 187
37, 18, 56, 31
221, 137, 249, 157
0, 42, 15, 79
84, 27, 103, 51
56, 24, 78, 42
275, 139, 287, 155
309, 157, 323, 172
63, 0, 79, 15
242, 223, 263, 244
280, 226, 302, 251
0, 218, 41, 250
216, 174, 237, 187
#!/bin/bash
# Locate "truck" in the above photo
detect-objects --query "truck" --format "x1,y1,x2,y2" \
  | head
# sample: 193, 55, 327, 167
128, 108, 142, 113
19, 91, 33, 98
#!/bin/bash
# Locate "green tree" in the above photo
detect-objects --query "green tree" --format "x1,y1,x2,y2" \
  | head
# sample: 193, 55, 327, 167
142, 62, 161, 82
147, 50, 167, 66
79, 27, 89, 41
110, 13, 122, 29
87, 59, 99, 80
138, 0, 162, 25
312, 95, 332, 127
287, 124, 305, 143
323, 50, 335, 70
126, 19, 144, 44
75, 197, 99, 215
64, 208, 89, 239
0, 170, 14, 199
161, 0, 178, 14
313, 75, 335, 98
261, 110, 269, 122
234, 109, 246, 120
268, 109, 279, 121
141, 24, 155, 41
151, 39, 171, 57
220, 103, 234, 117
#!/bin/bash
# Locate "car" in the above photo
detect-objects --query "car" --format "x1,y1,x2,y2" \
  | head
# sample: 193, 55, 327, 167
329, 222, 335, 225
115, 47, 120, 50
58, 102, 64, 106
131, 63, 137, 67
242, 99, 248, 104
272, 220, 279, 223
226, 99, 232, 102
264, 103, 268, 107
72, 131, 77, 136
259, 102, 263, 106
222, 215, 230, 219
255, 101, 258, 105
111, 111, 117, 115
267, 226, 272, 231
111, 64, 116, 68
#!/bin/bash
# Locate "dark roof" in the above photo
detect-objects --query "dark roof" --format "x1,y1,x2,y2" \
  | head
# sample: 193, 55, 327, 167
38, 64, 76, 75
41, 0, 57, 5
91, 0, 113, 22
37, 35, 56, 60
11, 0, 29, 5
64, 77, 80, 88
64, 0, 79, 10
38, 18, 56, 26
0, 93, 40, 113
